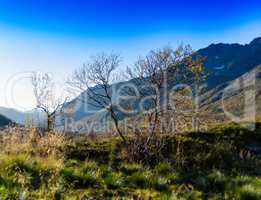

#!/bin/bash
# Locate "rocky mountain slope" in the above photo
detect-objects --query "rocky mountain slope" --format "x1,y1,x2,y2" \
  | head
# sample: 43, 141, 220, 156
60, 37, 261, 133
198, 37, 261, 89
200, 64, 261, 122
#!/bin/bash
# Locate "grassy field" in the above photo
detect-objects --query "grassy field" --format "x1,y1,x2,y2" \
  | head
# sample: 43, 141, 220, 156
0, 123, 260, 199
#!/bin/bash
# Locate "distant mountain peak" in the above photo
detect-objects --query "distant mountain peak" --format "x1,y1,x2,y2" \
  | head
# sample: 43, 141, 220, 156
208, 42, 241, 47
202, 37, 261, 51
195, 37, 261, 89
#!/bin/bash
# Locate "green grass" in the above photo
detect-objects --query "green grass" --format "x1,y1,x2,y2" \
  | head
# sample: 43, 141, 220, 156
0, 123, 260, 199
0, 154, 260, 199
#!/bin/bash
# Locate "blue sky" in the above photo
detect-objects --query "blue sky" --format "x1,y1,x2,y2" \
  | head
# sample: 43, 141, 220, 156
0, 0, 260, 38
0, 0, 261, 109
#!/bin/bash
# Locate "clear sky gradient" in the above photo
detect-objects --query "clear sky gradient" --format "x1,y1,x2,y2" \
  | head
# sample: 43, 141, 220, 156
0, 0, 261, 110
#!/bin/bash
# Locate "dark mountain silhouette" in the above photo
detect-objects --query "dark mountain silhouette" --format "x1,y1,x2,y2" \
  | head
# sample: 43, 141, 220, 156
0, 114, 12, 127
198, 37, 261, 88
0, 107, 26, 124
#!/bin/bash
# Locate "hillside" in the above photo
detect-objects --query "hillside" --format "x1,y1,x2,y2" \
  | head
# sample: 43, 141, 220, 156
0, 114, 12, 127
0, 123, 260, 199
200, 64, 261, 122
0, 107, 46, 127
61, 37, 261, 133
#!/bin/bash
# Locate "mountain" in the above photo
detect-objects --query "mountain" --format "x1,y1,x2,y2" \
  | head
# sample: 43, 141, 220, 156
198, 37, 261, 88
60, 37, 261, 133
2, 38, 259, 132
200, 64, 261, 122
0, 114, 12, 127
0, 107, 26, 124
0, 107, 46, 126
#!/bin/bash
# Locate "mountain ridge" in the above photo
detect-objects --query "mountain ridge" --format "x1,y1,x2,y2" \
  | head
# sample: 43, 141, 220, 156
60, 37, 261, 133
1, 37, 260, 130
197, 37, 261, 88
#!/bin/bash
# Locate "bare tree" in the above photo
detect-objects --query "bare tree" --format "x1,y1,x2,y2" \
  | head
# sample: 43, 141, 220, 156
127, 45, 204, 136
125, 45, 204, 164
31, 72, 67, 132
67, 53, 127, 144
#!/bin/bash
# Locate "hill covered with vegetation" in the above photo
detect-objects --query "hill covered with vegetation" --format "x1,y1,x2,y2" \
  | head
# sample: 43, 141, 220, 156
0, 123, 260, 199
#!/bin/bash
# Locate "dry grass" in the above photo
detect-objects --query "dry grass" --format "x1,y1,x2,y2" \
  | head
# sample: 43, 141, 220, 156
0, 126, 69, 158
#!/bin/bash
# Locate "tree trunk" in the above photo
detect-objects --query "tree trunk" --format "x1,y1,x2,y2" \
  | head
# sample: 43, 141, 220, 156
47, 114, 54, 132
110, 108, 127, 146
